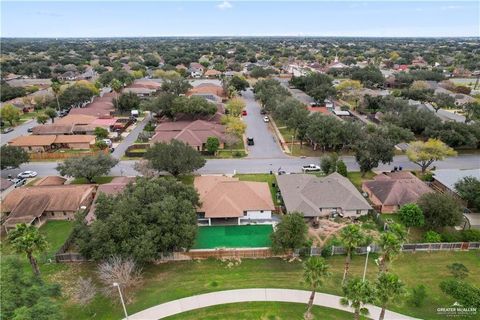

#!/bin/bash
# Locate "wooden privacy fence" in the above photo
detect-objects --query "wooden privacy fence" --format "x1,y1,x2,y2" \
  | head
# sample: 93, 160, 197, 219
295, 242, 480, 257
29, 150, 107, 160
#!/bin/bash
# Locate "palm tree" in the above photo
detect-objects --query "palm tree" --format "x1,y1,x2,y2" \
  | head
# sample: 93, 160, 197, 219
341, 277, 376, 320
51, 80, 62, 110
303, 256, 330, 319
8, 223, 48, 277
340, 224, 365, 283
378, 232, 402, 272
110, 79, 123, 110
375, 273, 406, 320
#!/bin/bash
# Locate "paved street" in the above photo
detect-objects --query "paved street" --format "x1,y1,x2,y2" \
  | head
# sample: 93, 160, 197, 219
2, 154, 479, 178
242, 89, 286, 158
1, 118, 37, 146
127, 288, 418, 320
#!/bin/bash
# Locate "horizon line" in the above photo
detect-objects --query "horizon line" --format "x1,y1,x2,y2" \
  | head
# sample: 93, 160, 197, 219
2, 35, 479, 39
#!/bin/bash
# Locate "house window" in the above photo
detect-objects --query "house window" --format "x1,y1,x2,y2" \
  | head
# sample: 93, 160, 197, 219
260, 210, 264, 213
63, 212, 67, 216
356, 210, 362, 215
243, 211, 247, 216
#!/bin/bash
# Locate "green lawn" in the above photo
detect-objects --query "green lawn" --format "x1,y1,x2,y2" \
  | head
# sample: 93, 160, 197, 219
235, 173, 278, 205
57, 251, 480, 320
164, 302, 361, 320
193, 225, 273, 249
39, 221, 74, 257
70, 176, 114, 184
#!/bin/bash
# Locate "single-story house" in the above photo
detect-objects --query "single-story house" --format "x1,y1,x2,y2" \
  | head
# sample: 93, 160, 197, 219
432, 169, 480, 198
151, 120, 226, 151
189, 62, 204, 77
204, 69, 222, 78
194, 176, 275, 225
122, 87, 156, 97
362, 171, 433, 213
9, 135, 96, 151
56, 114, 98, 126
2, 184, 95, 231
277, 173, 372, 219
187, 83, 226, 99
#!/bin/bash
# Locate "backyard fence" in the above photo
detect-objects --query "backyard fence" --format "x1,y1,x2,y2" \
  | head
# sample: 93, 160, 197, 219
295, 242, 480, 257
29, 150, 107, 160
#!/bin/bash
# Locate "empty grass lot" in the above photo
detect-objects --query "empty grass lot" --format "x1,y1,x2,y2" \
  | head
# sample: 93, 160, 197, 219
57, 251, 479, 320
193, 225, 273, 249
164, 302, 362, 320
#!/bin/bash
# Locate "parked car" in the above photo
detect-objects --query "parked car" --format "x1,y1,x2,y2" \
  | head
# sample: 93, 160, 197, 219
247, 137, 254, 146
12, 178, 27, 188
2, 127, 14, 134
263, 116, 270, 123
102, 139, 113, 147
17, 171, 38, 178
27, 127, 33, 133
260, 109, 267, 115
58, 110, 69, 117
302, 164, 322, 172
242, 110, 247, 116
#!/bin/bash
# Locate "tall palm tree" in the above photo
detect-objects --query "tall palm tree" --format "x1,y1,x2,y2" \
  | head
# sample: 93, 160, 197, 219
303, 256, 330, 319
8, 223, 48, 277
341, 277, 376, 320
110, 79, 123, 110
378, 232, 402, 272
51, 81, 62, 110
340, 224, 365, 283
375, 273, 406, 320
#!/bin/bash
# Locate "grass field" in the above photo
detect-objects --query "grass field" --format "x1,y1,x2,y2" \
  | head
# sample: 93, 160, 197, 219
57, 251, 480, 320
193, 225, 273, 249
164, 302, 361, 320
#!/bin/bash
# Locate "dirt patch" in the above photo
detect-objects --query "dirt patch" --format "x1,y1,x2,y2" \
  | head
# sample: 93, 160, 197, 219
308, 219, 350, 247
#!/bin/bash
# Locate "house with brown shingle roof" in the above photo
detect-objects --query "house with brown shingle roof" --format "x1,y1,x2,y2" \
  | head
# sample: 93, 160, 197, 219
151, 120, 226, 151
9, 135, 96, 151
204, 69, 222, 78
194, 176, 275, 225
362, 171, 433, 213
187, 83, 226, 99
2, 184, 95, 231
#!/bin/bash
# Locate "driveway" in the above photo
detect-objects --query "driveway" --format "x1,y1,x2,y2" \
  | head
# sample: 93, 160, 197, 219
111, 115, 150, 159
242, 89, 286, 159
127, 288, 418, 320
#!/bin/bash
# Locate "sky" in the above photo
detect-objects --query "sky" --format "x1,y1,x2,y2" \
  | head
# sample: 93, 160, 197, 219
1, 1, 479, 38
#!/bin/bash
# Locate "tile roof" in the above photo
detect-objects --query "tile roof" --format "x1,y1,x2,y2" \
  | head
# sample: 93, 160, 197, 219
194, 176, 275, 218
56, 114, 97, 125
32, 124, 73, 135
277, 173, 372, 217
9, 135, 57, 147
152, 120, 226, 147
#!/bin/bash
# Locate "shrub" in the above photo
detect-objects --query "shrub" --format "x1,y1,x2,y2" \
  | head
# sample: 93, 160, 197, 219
440, 279, 480, 308
461, 229, 480, 242
137, 131, 153, 142
447, 263, 469, 279
440, 231, 463, 243
408, 284, 427, 307
233, 151, 244, 157
420, 172, 434, 182
424, 230, 441, 243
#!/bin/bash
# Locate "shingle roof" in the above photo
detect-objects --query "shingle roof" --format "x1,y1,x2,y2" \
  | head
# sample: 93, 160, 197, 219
34, 176, 67, 186
9, 135, 57, 147
363, 172, 433, 206
277, 173, 372, 217
152, 120, 226, 147
32, 124, 73, 135
194, 176, 275, 218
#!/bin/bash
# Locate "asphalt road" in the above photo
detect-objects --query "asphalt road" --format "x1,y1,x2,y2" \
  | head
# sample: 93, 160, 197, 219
2, 154, 479, 178
242, 89, 286, 158
1, 118, 38, 146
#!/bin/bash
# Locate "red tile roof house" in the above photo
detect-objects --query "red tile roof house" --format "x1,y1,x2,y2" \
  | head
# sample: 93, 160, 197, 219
151, 120, 226, 151
2, 184, 95, 232
194, 176, 275, 225
9, 135, 96, 152
362, 171, 434, 213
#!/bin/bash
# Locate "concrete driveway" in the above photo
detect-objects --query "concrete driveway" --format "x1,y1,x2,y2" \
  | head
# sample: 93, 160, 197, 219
242, 89, 286, 159
111, 115, 150, 159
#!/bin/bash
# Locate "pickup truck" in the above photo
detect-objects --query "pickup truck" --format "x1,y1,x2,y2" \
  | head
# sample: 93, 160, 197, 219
302, 164, 322, 172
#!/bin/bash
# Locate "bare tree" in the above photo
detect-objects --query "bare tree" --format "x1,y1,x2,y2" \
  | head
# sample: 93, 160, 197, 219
96, 256, 142, 303
133, 160, 158, 178
72, 276, 97, 315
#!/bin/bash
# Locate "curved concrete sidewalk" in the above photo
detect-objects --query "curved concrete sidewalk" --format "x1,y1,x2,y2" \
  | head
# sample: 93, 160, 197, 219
127, 288, 419, 320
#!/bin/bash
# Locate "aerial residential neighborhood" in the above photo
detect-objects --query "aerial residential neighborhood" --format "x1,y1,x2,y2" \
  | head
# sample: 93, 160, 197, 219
0, 1, 479, 320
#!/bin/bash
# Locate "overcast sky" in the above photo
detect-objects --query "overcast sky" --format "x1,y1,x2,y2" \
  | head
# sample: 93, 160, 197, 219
1, 1, 479, 37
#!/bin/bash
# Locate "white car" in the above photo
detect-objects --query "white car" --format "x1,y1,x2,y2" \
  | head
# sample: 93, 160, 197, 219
263, 116, 270, 123
17, 171, 38, 179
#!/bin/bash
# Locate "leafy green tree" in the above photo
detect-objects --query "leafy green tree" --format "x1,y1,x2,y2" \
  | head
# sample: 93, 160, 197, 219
36, 113, 49, 124
0, 145, 29, 169
1, 258, 61, 320
58, 84, 95, 108
351, 65, 385, 88
375, 273, 406, 320
424, 230, 442, 243
222, 115, 246, 137
110, 79, 123, 109
378, 232, 402, 272
205, 136, 220, 155
273, 97, 310, 145
116, 92, 140, 112
340, 278, 376, 320
418, 193, 463, 229
406, 138, 457, 173
463, 102, 480, 123
1, 104, 21, 126
290, 73, 336, 102
454, 176, 480, 211
56, 153, 119, 183
8, 224, 48, 276
144, 140, 206, 176
225, 97, 246, 117
303, 257, 330, 319
1, 82, 26, 102
336, 160, 348, 177
74, 177, 199, 262
320, 153, 339, 174
271, 212, 308, 254
306, 113, 344, 151
354, 132, 395, 177
142, 93, 176, 119
44, 107, 57, 123
95, 140, 108, 150
94, 127, 109, 140
98, 69, 134, 87
162, 77, 192, 96
229, 75, 249, 92
340, 224, 366, 283
397, 204, 424, 233
408, 285, 427, 307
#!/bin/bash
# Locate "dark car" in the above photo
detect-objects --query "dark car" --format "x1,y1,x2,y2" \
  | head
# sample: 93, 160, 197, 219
247, 137, 254, 146
27, 127, 33, 133
1, 127, 14, 134
260, 109, 267, 115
